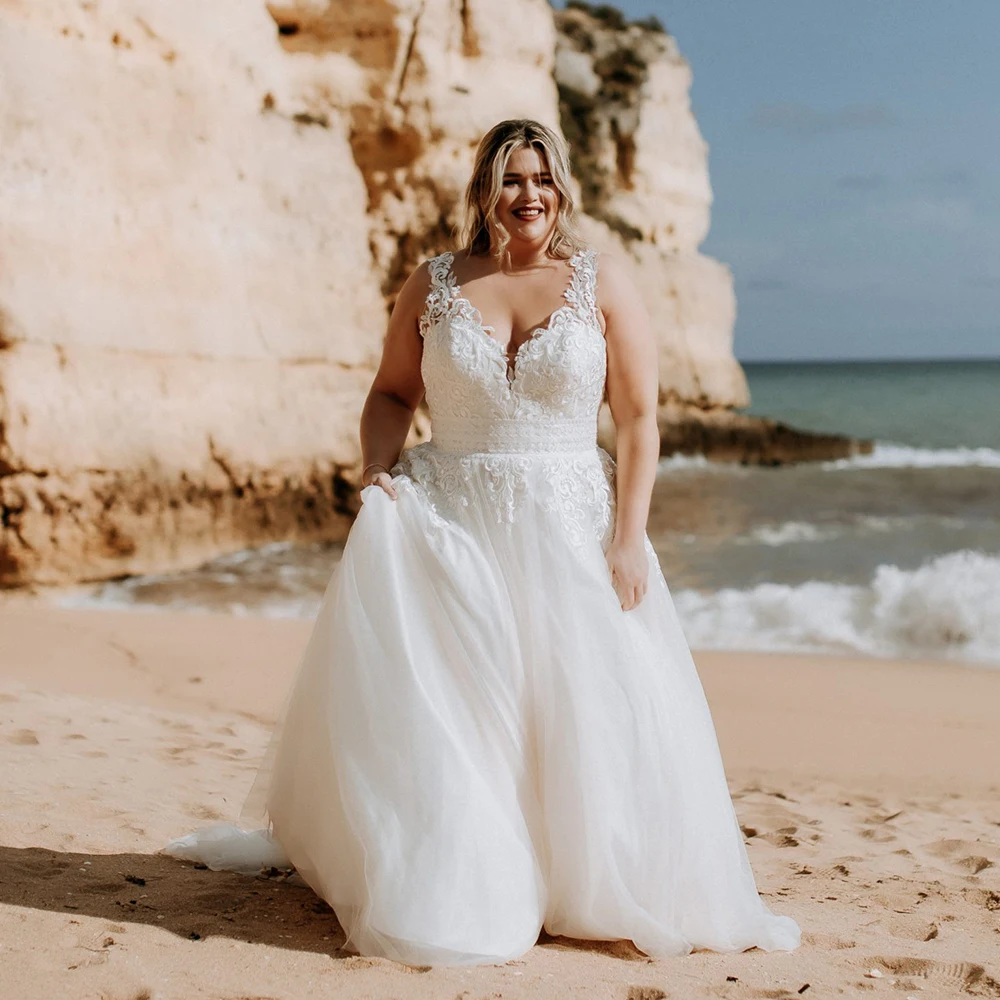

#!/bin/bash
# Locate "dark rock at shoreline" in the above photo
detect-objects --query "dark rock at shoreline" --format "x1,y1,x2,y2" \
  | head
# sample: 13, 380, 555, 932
659, 408, 873, 466
597, 402, 871, 466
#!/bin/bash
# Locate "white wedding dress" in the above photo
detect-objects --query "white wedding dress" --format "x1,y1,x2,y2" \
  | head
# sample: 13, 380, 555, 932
165, 248, 801, 965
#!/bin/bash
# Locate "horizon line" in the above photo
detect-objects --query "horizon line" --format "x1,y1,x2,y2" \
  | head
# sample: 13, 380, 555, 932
738, 355, 1000, 366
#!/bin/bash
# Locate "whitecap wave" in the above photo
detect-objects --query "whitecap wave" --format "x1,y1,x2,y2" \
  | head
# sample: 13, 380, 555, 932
676, 549, 1000, 664
737, 514, 972, 547
57, 584, 323, 620
743, 522, 837, 546
657, 453, 713, 472
823, 443, 1000, 470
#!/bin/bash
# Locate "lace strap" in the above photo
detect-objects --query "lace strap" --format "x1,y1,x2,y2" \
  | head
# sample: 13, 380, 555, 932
567, 248, 600, 327
418, 252, 456, 339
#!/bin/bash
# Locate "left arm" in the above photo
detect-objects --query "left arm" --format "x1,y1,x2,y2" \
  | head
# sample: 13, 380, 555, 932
597, 252, 661, 610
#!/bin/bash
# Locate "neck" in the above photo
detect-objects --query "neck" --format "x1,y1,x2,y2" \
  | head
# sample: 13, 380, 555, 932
502, 237, 553, 271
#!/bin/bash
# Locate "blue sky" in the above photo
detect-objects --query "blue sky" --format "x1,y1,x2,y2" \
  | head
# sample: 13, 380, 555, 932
574, 1, 1000, 361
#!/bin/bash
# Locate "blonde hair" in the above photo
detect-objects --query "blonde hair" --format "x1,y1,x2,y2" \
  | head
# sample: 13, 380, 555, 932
458, 119, 585, 260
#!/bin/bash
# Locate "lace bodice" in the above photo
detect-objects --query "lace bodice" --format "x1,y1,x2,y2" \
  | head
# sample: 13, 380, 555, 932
392, 247, 615, 546
417, 249, 606, 454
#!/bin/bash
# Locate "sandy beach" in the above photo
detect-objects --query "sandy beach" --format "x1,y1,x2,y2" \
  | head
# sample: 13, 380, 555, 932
0, 604, 997, 1000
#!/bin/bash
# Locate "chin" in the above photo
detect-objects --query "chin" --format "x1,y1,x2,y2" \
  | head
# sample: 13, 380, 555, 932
508, 219, 552, 241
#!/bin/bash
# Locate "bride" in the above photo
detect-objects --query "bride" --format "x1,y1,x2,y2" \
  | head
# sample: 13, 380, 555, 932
165, 118, 801, 966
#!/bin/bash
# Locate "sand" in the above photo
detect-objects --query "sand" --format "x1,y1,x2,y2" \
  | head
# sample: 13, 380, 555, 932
1, 604, 998, 1000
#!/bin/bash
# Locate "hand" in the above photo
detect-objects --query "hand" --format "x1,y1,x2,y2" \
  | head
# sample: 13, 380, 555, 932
605, 538, 648, 611
361, 465, 398, 500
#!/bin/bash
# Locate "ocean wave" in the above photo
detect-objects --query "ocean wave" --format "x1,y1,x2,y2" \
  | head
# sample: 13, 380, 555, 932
743, 521, 839, 546
657, 453, 714, 472
675, 549, 1000, 664
58, 584, 324, 620
823, 443, 1000, 470
737, 514, 972, 547
658, 443, 1000, 473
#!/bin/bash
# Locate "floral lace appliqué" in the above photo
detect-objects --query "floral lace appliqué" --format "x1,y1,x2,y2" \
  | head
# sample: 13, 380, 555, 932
399, 247, 614, 546
394, 444, 616, 548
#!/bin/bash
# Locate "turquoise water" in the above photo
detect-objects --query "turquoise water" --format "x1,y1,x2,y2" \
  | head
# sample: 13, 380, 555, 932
741, 358, 1000, 449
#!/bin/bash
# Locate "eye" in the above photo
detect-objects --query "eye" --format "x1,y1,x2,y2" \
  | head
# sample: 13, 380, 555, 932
502, 178, 519, 187
540, 176, 555, 186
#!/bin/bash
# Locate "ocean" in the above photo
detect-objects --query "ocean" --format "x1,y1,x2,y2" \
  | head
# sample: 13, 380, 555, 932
62, 359, 1000, 666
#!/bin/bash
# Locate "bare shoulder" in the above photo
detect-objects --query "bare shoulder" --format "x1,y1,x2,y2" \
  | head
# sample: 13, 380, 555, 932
591, 250, 642, 314
390, 258, 436, 320
399, 257, 435, 299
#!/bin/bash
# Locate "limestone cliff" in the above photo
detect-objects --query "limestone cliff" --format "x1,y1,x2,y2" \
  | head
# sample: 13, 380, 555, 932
0, 0, 388, 585
0, 0, 858, 587
554, 3, 748, 415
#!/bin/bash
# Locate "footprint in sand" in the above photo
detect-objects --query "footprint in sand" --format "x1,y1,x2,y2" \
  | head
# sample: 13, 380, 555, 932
858, 826, 898, 843
761, 827, 800, 848
715, 982, 802, 999
736, 795, 813, 848
882, 912, 940, 942
962, 887, 1000, 911
802, 931, 857, 949
924, 839, 998, 875
625, 988, 667, 1000
863, 956, 999, 994
814, 862, 852, 878
187, 803, 224, 821
8, 728, 39, 745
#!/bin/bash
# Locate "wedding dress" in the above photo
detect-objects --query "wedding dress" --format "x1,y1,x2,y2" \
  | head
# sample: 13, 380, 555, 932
164, 248, 801, 965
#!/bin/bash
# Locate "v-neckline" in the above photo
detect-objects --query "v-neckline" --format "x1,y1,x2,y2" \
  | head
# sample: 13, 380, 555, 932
447, 252, 582, 384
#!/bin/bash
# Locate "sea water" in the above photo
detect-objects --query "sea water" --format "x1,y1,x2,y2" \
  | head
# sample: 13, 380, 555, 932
61, 360, 1000, 665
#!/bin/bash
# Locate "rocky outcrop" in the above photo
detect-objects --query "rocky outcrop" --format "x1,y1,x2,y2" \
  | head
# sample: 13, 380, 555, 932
0, 0, 855, 587
0, 0, 391, 585
654, 402, 871, 465
263, 0, 562, 298
553, 2, 748, 413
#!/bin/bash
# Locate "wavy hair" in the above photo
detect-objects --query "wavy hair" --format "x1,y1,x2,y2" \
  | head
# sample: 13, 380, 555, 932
458, 119, 585, 261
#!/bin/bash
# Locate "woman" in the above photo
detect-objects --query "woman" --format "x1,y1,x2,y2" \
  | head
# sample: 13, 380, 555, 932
166, 119, 801, 966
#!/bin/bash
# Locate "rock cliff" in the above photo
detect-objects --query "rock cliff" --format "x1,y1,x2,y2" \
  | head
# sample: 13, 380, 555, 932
0, 0, 858, 587
554, 3, 748, 413
0, 0, 388, 585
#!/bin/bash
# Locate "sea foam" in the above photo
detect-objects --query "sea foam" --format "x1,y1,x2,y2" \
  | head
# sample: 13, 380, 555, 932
675, 549, 1000, 664
823, 443, 1000, 470
658, 442, 1000, 474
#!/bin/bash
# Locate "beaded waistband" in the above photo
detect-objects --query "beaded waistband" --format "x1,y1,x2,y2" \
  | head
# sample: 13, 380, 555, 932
430, 414, 598, 455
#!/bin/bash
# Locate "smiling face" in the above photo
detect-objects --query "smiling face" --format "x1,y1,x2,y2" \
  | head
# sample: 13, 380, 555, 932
461, 120, 583, 259
496, 145, 560, 251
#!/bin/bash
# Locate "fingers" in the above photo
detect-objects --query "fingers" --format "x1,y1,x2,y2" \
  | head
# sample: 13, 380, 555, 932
606, 552, 651, 611
375, 473, 398, 500
610, 569, 635, 611
611, 571, 648, 611
362, 472, 398, 500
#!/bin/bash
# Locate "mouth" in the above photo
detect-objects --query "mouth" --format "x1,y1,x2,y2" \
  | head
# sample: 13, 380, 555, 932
511, 207, 544, 221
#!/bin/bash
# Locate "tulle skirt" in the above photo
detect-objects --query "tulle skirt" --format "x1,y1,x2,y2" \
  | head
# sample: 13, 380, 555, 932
165, 444, 801, 965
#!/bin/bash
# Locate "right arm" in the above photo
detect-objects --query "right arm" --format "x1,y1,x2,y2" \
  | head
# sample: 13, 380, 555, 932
358, 262, 431, 499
